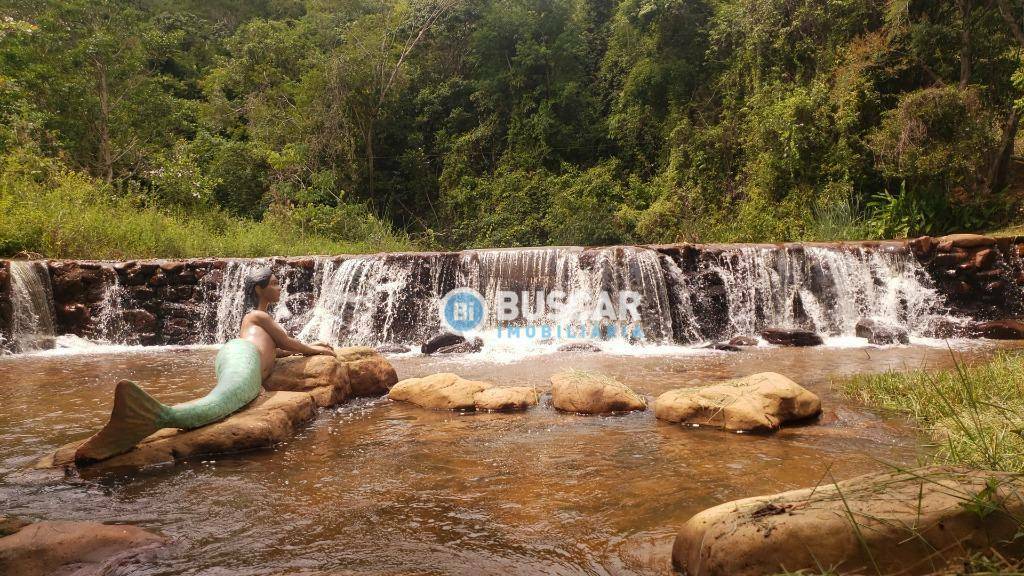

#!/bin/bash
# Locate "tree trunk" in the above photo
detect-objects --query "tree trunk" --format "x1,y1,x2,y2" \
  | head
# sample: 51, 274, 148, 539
988, 108, 1020, 194
957, 0, 971, 88
95, 59, 113, 183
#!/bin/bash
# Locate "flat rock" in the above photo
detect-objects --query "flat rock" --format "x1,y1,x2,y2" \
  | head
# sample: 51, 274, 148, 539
39, 391, 319, 474
761, 328, 823, 347
336, 347, 398, 396
672, 466, 1024, 576
474, 386, 539, 411
556, 342, 602, 353
855, 318, 910, 345
971, 319, 1024, 339
375, 343, 411, 354
389, 373, 492, 410
0, 520, 165, 576
435, 336, 483, 354
727, 335, 758, 347
550, 371, 646, 414
653, 372, 820, 432
936, 233, 997, 250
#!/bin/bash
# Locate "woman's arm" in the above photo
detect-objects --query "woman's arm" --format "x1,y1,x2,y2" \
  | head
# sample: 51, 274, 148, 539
250, 312, 334, 356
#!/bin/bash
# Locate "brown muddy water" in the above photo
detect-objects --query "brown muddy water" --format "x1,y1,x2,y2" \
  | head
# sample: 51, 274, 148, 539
0, 342, 1015, 575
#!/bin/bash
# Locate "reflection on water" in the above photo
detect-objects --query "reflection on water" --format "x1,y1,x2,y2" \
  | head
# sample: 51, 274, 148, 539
0, 343, 1015, 575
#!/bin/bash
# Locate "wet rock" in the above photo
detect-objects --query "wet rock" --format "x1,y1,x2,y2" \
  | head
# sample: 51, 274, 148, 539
474, 386, 540, 411
556, 342, 602, 353
389, 373, 493, 410
375, 343, 411, 354
420, 332, 464, 355
970, 319, 1024, 339
973, 248, 997, 269
336, 347, 398, 397
909, 235, 934, 258
932, 251, 969, 267
40, 391, 319, 473
671, 466, 1024, 576
435, 336, 483, 354
703, 342, 741, 352
550, 371, 647, 414
931, 317, 971, 338
0, 520, 166, 576
936, 233, 997, 250
654, 372, 820, 432
727, 335, 759, 347
855, 318, 910, 345
122, 309, 157, 334
760, 328, 823, 347
264, 353, 351, 408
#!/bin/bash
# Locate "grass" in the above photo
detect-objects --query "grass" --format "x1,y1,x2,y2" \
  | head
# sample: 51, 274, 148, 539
0, 157, 416, 259
842, 350, 1024, 473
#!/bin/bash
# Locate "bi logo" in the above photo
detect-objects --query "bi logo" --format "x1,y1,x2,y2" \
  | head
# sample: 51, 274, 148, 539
440, 288, 485, 334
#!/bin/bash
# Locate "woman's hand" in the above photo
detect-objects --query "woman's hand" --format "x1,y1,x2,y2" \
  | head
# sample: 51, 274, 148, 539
303, 343, 335, 356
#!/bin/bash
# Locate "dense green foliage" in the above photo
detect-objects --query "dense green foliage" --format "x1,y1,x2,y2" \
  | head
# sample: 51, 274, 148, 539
3, 0, 1024, 255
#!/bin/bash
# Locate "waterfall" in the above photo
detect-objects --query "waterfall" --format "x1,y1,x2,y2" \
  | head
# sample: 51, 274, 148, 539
692, 245, 949, 339
7, 261, 57, 352
94, 273, 135, 344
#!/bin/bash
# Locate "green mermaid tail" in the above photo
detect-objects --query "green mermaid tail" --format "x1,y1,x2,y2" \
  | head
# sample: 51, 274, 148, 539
75, 338, 263, 465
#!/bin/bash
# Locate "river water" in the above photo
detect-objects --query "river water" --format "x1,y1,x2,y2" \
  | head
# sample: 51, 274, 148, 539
0, 341, 1014, 575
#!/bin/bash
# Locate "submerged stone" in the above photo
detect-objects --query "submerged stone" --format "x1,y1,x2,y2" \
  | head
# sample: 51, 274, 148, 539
855, 318, 910, 345
760, 328, 823, 347
0, 520, 165, 576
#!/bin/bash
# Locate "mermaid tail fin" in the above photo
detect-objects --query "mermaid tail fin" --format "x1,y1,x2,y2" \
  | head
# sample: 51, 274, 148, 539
75, 380, 169, 465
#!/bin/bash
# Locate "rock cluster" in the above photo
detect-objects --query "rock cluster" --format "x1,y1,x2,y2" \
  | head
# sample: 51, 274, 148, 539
549, 371, 647, 414
653, 372, 821, 431
0, 519, 165, 576
388, 372, 538, 411
37, 347, 396, 474
672, 466, 1024, 576
916, 234, 1024, 322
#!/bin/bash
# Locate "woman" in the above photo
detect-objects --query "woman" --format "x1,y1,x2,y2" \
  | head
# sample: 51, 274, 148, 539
75, 267, 334, 464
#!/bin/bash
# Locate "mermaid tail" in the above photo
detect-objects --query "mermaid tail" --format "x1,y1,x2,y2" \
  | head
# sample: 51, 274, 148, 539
75, 339, 263, 464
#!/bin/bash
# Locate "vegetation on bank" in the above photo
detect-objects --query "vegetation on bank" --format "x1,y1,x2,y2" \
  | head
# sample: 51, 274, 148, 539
3, 1, 1024, 258
843, 351, 1024, 473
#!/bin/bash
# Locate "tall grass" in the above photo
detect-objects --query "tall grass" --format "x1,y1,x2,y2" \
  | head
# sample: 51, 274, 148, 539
0, 156, 415, 259
843, 351, 1024, 472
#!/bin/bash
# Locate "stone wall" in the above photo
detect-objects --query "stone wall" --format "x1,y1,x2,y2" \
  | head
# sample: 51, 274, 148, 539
2, 234, 1023, 350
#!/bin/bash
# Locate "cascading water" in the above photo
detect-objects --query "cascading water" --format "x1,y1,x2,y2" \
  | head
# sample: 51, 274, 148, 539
6, 261, 57, 352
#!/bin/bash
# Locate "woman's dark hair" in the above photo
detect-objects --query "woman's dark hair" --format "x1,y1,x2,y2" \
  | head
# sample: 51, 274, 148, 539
244, 266, 275, 312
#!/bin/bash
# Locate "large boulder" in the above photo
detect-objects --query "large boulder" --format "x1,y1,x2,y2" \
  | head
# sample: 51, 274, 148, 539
550, 371, 646, 414
761, 328, 823, 347
39, 391, 319, 474
855, 318, 910, 345
672, 466, 1024, 576
654, 372, 820, 432
388, 373, 538, 412
970, 319, 1024, 340
0, 520, 165, 576
264, 353, 351, 407
335, 346, 398, 396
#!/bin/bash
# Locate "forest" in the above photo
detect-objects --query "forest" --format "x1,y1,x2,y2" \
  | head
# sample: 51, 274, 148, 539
2, 0, 1024, 257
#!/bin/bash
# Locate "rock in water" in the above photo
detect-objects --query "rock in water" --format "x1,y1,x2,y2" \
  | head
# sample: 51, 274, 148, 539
336, 347, 398, 396
0, 520, 165, 576
703, 341, 741, 352
556, 342, 602, 353
855, 318, 910, 345
388, 372, 538, 412
760, 328, 823, 347
474, 386, 540, 411
420, 332, 465, 354
727, 335, 758, 347
672, 466, 1024, 576
389, 373, 491, 410
653, 372, 820, 432
435, 336, 483, 354
375, 343, 411, 354
970, 319, 1024, 340
550, 371, 646, 414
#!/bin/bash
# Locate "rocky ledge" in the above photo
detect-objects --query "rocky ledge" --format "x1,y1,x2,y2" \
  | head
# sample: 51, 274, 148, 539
36, 347, 396, 474
0, 517, 165, 576
672, 466, 1024, 576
